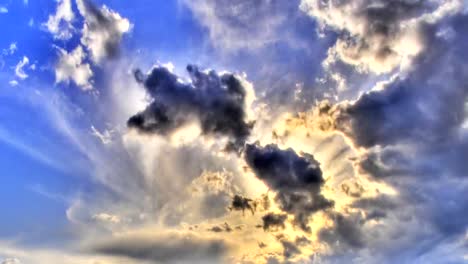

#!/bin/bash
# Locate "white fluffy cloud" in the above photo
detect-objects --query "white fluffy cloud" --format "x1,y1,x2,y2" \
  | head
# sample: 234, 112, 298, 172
14, 56, 29, 80
76, 0, 131, 64
300, 0, 464, 74
47, 0, 131, 91
55, 45, 93, 90
44, 0, 75, 40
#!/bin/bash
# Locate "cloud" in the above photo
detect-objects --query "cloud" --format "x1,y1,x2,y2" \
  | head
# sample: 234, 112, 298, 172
244, 143, 333, 231
262, 213, 287, 231
44, 0, 75, 40
91, 126, 113, 145
46, 0, 130, 91
1, 258, 20, 264
55, 45, 93, 90
319, 213, 365, 250
182, 0, 302, 51
14, 56, 29, 80
207, 223, 233, 233
89, 231, 227, 263
322, 15, 468, 150
293, 12, 468, 262
300, 0, 464, 74
12, 1, 468, 263
76, 0, 131, 63
92, 213, 121, 224
128, 64, 256, 151
281, 240, 301, 259
0, 242, 126, 264
0, 125, 69, 173
229, 194, 255, 215
3, 43, 17, 56
0, 7, 8, 14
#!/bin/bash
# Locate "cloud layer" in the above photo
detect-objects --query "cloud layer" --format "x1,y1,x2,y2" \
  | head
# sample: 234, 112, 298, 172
5, 0, 468, 263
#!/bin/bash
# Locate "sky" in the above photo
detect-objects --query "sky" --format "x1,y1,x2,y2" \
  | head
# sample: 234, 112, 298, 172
0, 0, 467, 263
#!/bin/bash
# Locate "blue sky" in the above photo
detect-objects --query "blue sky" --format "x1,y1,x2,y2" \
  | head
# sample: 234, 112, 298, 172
0, 0, 468, 263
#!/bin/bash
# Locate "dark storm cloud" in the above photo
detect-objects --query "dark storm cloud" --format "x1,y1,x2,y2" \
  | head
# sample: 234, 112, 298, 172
244, 143, 333, 231
281, 240, 301, 259
352, 195, 398, 212
90, 232, 227, 263
244, 143, 323, 189
330, 17, 468, 149
295, 236, 311, 247
128, 65, 254, 151
319, 213, 365, 249
262, 213, 287, 231
208, 223, 232, 233
309, 14, 468, 262
229, 194, 255, 215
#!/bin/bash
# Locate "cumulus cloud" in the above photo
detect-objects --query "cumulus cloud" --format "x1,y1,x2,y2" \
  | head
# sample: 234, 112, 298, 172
287, 11, 468, 262
128, 64, 256, 151
89, 231, 227, 263
244, 143, 333, 231
319, 15, 468, 150
44, 0, 75, 40
300, 0, 464, 74
46, 0, 130, 92
55, 45, 93, 90
76, 0, 131, 63
14, 56, 29, 80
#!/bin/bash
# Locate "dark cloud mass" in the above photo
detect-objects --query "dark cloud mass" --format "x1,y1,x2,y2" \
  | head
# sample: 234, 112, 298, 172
245, 143, 333, 231
319, 213, 365, 249
281, 240, 301, 259
322, 15, 468, 149
128, 64, 254, 150
229, 194, 255, 215
90, 232, 226, 263
262, 213, 287, 231
310, 13, 468, 262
